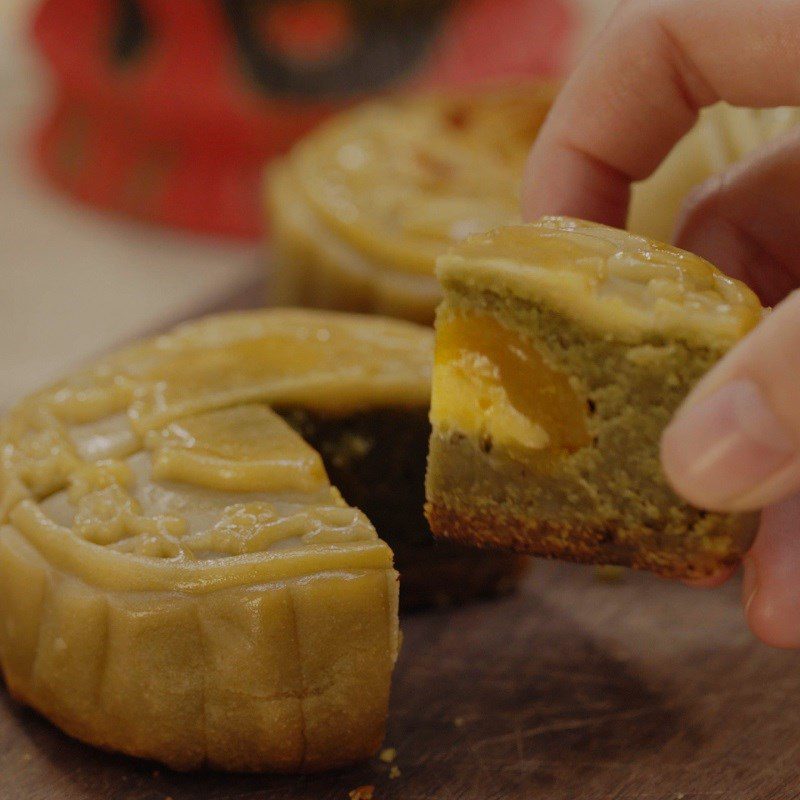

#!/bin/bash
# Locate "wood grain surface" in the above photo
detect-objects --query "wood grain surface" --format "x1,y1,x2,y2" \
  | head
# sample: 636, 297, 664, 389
2, 561, 798, 800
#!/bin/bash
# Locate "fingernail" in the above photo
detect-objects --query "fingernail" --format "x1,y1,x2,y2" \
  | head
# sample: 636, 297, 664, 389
662, 380, 795, 509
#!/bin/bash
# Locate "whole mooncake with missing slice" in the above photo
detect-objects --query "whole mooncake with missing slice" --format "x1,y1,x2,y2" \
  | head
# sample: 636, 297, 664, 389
425, 218, 763, 579
0, 309, 447, 772
267, 85, 555, 323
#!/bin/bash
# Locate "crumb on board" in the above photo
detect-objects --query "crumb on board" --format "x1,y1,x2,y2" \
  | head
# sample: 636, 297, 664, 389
349, 786, 375, 800
389, 765, 401, 780
454, 716, 465, 727
379, 747, 396, 763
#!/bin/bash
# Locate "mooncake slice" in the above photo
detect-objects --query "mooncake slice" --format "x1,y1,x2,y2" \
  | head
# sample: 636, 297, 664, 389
267, 85, 554, 323
0, 309, 432, 772
425, 218, 763, 579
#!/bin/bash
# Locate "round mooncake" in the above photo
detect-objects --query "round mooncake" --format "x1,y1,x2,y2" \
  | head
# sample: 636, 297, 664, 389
267, 85, 555, 322
0, 308, 525, 770
0, 310, 426, 770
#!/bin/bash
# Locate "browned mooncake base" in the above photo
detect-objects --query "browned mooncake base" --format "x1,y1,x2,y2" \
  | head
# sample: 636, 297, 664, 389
425, 502, 745, 580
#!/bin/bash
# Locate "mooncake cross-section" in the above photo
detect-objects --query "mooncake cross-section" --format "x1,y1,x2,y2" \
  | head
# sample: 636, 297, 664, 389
0, 309, 434, 772
425, 218, 763, 579
267, 85, 554, 323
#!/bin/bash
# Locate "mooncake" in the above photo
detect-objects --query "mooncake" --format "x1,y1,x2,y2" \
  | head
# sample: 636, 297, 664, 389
267, 85, 554, 323
425, 218, 762, 578
0, 310, 430, 771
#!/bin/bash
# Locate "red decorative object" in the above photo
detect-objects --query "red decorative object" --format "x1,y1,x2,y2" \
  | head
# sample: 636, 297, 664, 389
32, 0, 572, 239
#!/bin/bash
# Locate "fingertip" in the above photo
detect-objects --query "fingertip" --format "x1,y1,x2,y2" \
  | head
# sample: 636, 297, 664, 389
672, 173, 756, 286
745, 582, 800, 649
520, 150, 547, 222
741, 554, 757, 611
660, 379, 797, 513
521, 137, 567, 222
743, 497, 800, 649
671, 135, 800, 305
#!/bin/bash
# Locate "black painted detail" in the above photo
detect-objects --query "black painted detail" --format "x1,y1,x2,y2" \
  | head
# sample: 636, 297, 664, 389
112, 0, 150, 66
223, 0, 454, 98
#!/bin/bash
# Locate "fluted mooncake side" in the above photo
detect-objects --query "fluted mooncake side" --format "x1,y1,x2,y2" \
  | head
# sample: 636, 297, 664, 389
0, 310, 435, 771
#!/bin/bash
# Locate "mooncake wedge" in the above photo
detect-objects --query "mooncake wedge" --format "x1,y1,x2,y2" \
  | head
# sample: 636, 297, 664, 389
0, 309, 428, 772
267, 85, 554, 323
425, 218, 763, 579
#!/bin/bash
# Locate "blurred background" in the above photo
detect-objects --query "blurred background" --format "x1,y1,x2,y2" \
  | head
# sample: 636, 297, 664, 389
0, 0, 618, 409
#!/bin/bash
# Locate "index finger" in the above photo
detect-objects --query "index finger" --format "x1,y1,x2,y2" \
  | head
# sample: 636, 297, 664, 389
523, 0, 800, 227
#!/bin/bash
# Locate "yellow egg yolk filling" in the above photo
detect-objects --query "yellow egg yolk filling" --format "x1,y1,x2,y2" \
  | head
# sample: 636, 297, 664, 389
430, 314, 590, 459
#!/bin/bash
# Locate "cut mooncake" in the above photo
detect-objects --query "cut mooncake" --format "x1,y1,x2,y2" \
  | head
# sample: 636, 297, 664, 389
425, 218, 763, 579
267, 85, 554, 323
0, 309, 520, 772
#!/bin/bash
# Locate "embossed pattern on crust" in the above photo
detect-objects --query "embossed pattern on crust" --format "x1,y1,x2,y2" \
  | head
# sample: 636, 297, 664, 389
0, 309, 433, 772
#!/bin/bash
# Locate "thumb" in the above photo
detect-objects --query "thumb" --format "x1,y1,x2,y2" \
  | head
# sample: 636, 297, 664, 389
661, 290, 800, 512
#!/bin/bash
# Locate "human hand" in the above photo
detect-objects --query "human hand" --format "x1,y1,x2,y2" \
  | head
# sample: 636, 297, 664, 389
522, 0, 800, 646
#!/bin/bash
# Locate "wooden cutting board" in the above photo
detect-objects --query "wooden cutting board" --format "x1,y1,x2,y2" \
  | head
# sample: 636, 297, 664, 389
2, 561, 799, 800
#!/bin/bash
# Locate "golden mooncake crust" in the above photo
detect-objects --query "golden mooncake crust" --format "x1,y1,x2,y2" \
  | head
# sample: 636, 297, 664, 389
0, 309, 436, 772
437, 217, 762, 346
267, 85, 555, 323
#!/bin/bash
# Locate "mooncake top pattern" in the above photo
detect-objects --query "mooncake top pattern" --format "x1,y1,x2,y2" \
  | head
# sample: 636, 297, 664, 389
0, 310, 433, 592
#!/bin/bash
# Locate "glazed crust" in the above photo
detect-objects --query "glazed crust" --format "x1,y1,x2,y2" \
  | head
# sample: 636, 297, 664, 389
425, 502, 754, 580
